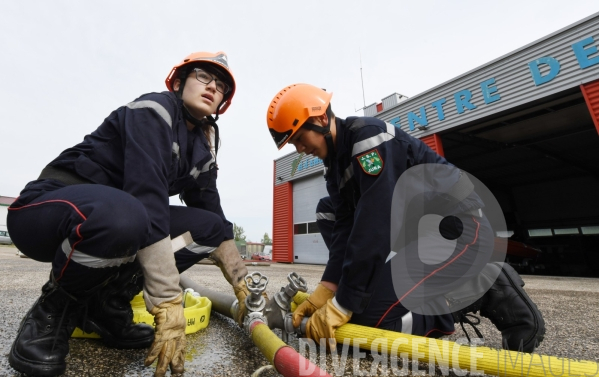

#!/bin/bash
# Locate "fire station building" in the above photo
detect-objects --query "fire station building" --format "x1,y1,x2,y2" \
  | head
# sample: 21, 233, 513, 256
272, 13, 599, 277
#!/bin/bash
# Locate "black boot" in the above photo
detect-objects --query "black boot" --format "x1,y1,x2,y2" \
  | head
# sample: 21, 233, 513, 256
449, 262, 545, 352
78, 261, 154, 349
9, 276, 80, 376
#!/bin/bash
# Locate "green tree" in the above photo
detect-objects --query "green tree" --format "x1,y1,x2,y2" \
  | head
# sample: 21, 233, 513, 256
233, 223, 246, 242
261, 233, 272, 245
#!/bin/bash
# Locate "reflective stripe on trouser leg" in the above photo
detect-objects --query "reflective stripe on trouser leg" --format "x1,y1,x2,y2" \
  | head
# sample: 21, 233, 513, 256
171, 232, 193, 253
316, 197, 335, 250
53, 238, 138, 294
169, 206, 226, 273
61, 238, 136, 268
401, 312, 413, 334
187, 243, 217, 255
316, 212, 335, 221
171, 232, 217, 256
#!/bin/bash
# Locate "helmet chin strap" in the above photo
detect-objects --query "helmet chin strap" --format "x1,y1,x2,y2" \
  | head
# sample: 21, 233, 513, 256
182, 105, 220, 159
298, 106, 335, 164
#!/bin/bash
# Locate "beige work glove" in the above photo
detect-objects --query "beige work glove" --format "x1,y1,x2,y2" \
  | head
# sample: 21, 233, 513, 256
306, 298, 352, 351
145, 293, 186, 376
137, 236, 186, 376
292, 282, 335, 328
209, 239, 253, 326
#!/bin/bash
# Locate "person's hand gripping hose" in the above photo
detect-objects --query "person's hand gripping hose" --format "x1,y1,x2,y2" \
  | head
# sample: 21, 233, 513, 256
292, 282, 335, 328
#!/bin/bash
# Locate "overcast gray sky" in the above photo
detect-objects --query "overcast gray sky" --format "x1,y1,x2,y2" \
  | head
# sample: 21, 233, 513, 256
1, 1, 597, 241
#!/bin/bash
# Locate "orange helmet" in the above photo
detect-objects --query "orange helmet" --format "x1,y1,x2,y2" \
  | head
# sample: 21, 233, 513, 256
266, 84, 333, 149
165, 51, 236, 114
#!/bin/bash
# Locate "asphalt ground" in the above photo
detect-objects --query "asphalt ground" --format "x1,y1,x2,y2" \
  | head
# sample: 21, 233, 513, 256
0, 245, 598, 377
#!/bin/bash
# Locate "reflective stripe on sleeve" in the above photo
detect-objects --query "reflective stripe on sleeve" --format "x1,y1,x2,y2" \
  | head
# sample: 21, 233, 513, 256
199, 158, 215, 173
172, 142, 180, 159
339, 164, 354, 189
385, 122, 397, 136
189, 156, 215, 179
351, 123, 396, 157
61, 238, 136, 268
126, 100, 173, 128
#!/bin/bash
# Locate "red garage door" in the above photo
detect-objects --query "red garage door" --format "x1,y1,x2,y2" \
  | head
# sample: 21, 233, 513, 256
272, 180, 293, 263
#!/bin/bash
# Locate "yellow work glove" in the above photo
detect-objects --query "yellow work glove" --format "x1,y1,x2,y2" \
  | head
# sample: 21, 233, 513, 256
292, 283, 335, 328
305, 298, 352, 351
145, 293, 186, 377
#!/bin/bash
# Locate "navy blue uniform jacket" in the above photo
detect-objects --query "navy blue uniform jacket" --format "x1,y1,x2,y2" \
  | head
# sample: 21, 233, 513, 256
46, 91, 233, 245
322, 116, 483, 314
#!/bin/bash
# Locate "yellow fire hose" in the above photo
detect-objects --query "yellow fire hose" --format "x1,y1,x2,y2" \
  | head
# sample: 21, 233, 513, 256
293, 292, 599, 377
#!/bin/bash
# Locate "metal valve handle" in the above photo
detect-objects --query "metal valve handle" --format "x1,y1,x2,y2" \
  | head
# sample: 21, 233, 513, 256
244, 271, 269, 314
245, 272, 269, 295
287, 272, 308, 293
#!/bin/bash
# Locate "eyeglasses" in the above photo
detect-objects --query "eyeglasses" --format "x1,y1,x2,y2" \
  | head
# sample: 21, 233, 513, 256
193, 68, 230, 94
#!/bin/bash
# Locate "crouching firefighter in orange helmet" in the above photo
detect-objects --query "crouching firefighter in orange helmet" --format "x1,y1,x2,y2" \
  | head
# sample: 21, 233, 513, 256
266, 84, 545, 353
7, 51, 258, 376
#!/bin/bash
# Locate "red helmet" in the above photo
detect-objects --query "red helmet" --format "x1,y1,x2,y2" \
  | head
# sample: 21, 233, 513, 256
266, 84, 333, 149
165, 51, 236, 114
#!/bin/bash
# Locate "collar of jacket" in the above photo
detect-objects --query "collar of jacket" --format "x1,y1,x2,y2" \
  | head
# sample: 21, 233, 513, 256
323, 117, 347, 166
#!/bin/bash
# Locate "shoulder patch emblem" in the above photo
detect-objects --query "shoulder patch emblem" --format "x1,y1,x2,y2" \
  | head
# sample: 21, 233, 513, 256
357, 149, 383, 175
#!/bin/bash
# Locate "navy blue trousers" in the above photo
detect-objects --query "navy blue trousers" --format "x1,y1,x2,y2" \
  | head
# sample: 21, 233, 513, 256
316, 197, 463, 338
7, 180, 226, 294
